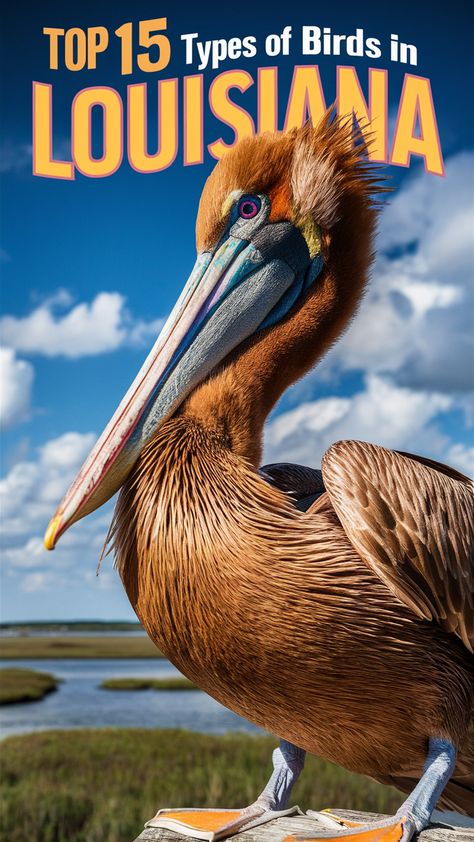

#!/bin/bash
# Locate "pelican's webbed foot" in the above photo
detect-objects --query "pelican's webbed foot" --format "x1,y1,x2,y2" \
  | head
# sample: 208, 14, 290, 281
287, 738, 456, 842
145, 740, 305, 840
299, 812, 417, 842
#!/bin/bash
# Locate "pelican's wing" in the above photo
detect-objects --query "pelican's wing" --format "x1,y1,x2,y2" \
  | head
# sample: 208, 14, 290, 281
261, 462, 325, 511
322, 440, 474, 651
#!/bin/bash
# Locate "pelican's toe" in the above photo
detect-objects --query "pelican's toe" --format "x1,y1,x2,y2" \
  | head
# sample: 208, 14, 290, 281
145, 804, 302, 840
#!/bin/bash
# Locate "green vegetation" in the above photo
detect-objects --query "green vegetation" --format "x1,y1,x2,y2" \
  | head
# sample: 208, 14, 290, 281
101, 676, 197, 691
0, 668, 58, 705
0, 635, 162, 660
0, 729, 400, 842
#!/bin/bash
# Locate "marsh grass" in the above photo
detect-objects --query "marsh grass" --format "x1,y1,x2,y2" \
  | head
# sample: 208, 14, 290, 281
0, 668, 58, 705
0, 635, 162, 660
0, 728, 401, 842
101, 677, 197, 691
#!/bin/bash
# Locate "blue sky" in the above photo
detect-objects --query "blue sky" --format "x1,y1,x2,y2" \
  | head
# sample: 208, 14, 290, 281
1, 0, 473, 621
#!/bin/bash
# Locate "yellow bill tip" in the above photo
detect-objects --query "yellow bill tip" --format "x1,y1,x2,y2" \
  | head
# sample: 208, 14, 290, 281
44, 515, 61, 551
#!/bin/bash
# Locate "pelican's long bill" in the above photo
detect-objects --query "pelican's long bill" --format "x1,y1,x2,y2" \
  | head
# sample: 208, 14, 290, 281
44, 196, 319, 550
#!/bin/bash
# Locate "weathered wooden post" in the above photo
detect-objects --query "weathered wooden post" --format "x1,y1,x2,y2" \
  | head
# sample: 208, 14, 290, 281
133, 811, 474, 842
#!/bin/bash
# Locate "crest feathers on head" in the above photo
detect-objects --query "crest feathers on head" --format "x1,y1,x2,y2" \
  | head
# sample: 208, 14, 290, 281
290, 106, 386, 231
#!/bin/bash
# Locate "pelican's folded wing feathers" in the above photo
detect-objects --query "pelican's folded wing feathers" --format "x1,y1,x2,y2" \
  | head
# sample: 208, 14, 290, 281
321, 440, 474, 651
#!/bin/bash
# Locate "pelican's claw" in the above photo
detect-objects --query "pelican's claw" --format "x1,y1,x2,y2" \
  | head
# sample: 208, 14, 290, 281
145, 804, 302, 840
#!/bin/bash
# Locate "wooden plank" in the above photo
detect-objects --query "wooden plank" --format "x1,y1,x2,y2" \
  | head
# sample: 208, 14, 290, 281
133, 810, 474, 842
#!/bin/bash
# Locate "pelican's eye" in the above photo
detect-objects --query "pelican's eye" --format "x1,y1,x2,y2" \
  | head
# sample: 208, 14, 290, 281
238, 195, 261, 219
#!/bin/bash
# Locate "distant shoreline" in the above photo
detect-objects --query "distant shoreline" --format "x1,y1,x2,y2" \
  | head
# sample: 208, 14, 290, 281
0, 620, 142, 633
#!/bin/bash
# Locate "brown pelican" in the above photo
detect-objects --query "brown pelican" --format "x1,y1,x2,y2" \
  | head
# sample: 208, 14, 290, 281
45, 113, 473, 842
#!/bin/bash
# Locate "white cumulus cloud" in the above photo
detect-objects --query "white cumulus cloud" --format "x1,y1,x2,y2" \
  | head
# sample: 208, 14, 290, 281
1, 293, 127, 358
264, 375, 466, 473
0, 429, 118, 597
0, 431, 97, 537
0, 292, 166, 359
0, 347, 34, 429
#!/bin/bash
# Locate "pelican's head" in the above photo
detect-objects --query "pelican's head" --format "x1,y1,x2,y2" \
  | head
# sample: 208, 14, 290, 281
45, 113, 382, 549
